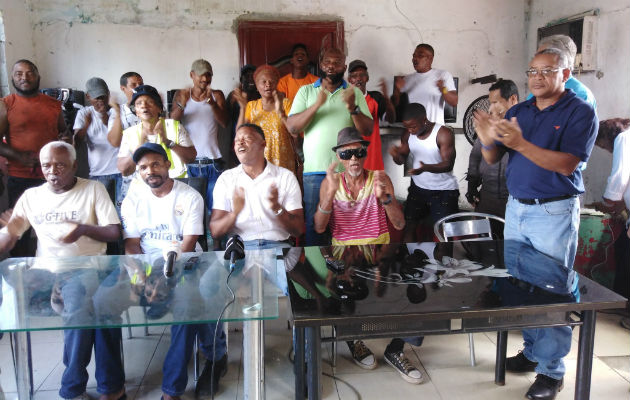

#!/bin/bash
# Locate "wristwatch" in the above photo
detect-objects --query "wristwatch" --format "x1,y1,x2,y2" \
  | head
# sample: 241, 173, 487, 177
166, 139, 176, 149
380, 193, 393, 205
349, 105, 360, 115
274, 207, 285, 216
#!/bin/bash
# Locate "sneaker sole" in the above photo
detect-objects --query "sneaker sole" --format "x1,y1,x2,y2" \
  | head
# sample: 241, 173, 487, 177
384, 356, 422, 384
352, 358, 378, 370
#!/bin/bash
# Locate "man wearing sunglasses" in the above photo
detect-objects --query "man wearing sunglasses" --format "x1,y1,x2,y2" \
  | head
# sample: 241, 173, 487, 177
314, 128, 423, 384
473, 48, 597, 400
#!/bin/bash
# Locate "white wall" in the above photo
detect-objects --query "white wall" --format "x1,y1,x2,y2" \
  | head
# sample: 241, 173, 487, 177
528, 1, 630, 204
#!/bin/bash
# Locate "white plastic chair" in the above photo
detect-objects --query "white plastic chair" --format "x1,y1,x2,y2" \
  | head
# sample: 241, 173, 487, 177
433, 211, 505, 366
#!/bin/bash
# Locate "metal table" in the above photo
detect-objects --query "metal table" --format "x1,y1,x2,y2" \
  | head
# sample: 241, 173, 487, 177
0, 249, 279, 400
285, 241, 627, 400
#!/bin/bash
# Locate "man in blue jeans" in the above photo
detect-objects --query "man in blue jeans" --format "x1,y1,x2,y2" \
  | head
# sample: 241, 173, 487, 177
474, 48, 597, 400
0, 141, 124, 400
121, 143, 226, 399
390, 103, 459, 242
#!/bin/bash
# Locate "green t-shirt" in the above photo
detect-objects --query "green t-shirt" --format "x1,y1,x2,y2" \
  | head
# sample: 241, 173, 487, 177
289, 79, 372, 173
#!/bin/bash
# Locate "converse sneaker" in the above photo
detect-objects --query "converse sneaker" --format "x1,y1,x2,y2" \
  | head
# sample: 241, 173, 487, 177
384, 350, 423, 384
347, 340, 377, 370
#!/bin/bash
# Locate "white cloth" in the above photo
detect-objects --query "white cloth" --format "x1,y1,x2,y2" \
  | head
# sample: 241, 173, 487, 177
121, 179, 204, 254
107, 103, 141, 131
603, 129, 630, 213
408, 123, 458, 190
73, 106, 120, 176
212, 162, 302, 241
2, 178, 120, 257
181, 93, 221, 159
402, 68, 456, 125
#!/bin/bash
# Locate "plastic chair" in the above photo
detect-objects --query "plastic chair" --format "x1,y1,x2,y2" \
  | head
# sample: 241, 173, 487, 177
433, 212, 505, 366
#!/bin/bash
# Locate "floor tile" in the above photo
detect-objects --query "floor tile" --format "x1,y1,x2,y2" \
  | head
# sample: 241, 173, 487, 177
335, 370, 439, 400
416, 332, 497, 371
554, 357, 630, 400
599, 355, 630, 382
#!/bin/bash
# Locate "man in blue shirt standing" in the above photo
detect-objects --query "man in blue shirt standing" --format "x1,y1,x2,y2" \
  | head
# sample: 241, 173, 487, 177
474, 48, 598, 400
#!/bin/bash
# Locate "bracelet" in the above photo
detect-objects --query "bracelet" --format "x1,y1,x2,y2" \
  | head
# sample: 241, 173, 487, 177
480, 142, 496, 150
380, 193, 393, 205
349, 105, 360, 115
176, 101, 184, 111
318, 204, 332, 214
441, 87, 448, 95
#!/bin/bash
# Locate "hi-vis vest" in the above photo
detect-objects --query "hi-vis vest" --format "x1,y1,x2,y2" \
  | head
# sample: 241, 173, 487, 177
129, 119, 187, 178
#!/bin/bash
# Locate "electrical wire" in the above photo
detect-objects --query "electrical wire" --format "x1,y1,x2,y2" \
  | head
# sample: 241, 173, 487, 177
210, 267, 235, 400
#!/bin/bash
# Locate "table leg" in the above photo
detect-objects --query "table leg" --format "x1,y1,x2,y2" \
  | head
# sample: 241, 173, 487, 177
10, 331, 33, 400
494, 331, 507, 386
305, 326, 321, 400
294, 326, 305, 400
243, 320, 265, 400
575, 310, 596, 400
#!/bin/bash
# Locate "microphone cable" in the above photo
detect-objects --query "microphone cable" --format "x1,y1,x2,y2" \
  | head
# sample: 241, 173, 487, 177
209, 266, 235, 400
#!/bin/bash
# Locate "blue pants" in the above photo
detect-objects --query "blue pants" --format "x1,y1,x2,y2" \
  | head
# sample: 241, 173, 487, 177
186, 160, 224, 213
404, 182, 460, 224
162, 323, 227, 396
303, 173, 328, 246
504, 195, 579, 380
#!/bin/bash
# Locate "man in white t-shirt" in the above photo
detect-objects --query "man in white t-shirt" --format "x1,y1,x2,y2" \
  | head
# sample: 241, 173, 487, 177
171, 59, 229, 217
0, 141, 124, 400
392, 43, 458, 125
120, 142, 226, 399
117, 85, 196, 179
210, 123, 304, 247
74, 77, 123, 210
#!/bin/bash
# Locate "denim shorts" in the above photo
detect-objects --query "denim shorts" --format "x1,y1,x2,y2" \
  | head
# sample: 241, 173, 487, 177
404, 181, 459, 224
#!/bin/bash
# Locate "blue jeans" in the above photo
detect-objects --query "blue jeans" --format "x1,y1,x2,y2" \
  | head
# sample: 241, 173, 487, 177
404, 182, 460, 224
186, 159, 224, 213
504, 195, 580, 380
303, 173, 328, 246
58, 271, 124, 398
162, 323, 227, 396
89, 173, 123, 215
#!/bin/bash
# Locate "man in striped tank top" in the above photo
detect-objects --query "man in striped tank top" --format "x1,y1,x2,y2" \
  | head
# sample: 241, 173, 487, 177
314, 128, 423, 384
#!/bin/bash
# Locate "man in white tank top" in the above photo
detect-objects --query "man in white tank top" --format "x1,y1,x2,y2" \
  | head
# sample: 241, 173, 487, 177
390, 103, 459, 242
171, 59, 228, 234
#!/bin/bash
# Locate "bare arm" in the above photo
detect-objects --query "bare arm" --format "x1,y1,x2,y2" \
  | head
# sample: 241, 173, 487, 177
124, 237, 143, 254
107, 103, 123, 147
473, 110, 507, 165
409, 127, 456, 175
343, 87, 373, 136
209, 187, 245, 239
169, 89, 188, 121
169, 143, 197, 164
378, 79, 396, 123
374, 172, 405, 231
388, 131, 411, 165
268, 183, 304, 238
208, 90, 228, 128
117, 156, 136, 176
57, 112, 71, 142
61, 223, 120, 244
181, 235, 198, 253
314, 163, 338, 233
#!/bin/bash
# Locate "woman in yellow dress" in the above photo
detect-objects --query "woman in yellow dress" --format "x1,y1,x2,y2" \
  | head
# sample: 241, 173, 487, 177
234, 64, 298, 176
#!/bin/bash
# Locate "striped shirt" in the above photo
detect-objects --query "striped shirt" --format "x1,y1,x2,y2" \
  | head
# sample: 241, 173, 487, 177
329, 170, 390, 245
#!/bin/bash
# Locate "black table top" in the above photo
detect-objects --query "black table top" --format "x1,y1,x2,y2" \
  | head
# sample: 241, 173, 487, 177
285, 241, 627, 326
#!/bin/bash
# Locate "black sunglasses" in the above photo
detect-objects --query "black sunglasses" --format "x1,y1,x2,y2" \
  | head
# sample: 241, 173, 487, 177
337, 148, 367, 160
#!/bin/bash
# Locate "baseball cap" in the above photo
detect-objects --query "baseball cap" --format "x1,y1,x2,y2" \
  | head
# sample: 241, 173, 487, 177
85, 77, 109, 98
332, 127, 369, 151
191, 59, 213, 76
132, 142, 168, 163
130, 85, 164, 110
348, 60, 368, 73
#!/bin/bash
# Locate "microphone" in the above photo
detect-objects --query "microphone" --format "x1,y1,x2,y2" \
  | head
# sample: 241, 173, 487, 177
162, 241, 182, 278
224, 235, 245, 270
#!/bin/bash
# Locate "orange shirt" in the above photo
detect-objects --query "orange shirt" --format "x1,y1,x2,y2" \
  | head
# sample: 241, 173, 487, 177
277, 73, 319, 102
3, 93, 62, 178
363, 93, 384, 170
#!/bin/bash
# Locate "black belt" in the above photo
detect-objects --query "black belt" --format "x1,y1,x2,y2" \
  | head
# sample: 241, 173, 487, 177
193, 158, 222, 165
515, 194, 575, 205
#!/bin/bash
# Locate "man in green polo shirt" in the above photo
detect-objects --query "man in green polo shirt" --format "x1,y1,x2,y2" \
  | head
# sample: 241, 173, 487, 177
286, 47, 372, 245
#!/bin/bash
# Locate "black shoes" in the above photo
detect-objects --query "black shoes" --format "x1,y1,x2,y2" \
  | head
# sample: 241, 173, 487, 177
525, 374, 563, 400
505, 350, 538, 373
195, 353, 228, 398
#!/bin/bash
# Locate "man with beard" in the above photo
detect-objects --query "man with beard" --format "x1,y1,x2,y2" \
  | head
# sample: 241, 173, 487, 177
121, 142, 227, 399
286, 47, 373, 245
390, 103, 459, 243
0, 59, 69, 256
392, 43, 457, 125
0, 141, 124, 400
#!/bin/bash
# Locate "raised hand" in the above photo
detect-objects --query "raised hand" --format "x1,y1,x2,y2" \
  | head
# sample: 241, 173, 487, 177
373, 170, 389, 201
205, 86, 216, 105
407, 161, 425, 176
323, 161, 340, 200
315, 87, 328, 108
272, 90, 285, 114
378, 78, 390, 97
394, 76, 405, 91
232, 187, 246, 215
268, 183, 281, 211
473, 110, 498, 146
494, 117, 525, 150
233, 88, 248, 108
342, 85, 356, 111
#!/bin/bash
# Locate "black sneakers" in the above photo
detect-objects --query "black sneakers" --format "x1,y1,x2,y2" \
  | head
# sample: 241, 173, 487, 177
526, 374, 563, 400
195, 353, 228, 397
383, 350, 423, 384
505, 350, 538, 373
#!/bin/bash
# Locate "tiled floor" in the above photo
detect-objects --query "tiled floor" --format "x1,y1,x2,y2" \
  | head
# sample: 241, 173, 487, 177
0, 298, 628, 400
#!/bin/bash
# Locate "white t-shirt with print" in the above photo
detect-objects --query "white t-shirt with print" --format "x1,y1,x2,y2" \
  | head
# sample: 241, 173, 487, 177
121, 179, 204, 254
212, 162, 302, 241
3, 178, 120, 257
74, 106, 120, 176
402, 68, 456, 125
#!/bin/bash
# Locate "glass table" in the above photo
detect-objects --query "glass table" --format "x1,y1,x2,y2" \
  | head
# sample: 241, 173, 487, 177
285, 241, 627, 400
0, 249, 279, 400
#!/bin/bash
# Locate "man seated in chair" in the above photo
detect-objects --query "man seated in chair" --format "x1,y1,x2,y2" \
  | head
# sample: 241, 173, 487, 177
120, 142, 226, 399
313, 127, 423, 384
209, 123, 304, 251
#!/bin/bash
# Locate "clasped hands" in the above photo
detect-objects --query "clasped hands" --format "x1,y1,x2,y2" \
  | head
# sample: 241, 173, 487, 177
473, 110, 525, 151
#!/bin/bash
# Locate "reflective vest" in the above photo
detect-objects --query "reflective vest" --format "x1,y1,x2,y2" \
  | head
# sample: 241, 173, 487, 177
129, 119, 187, 178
